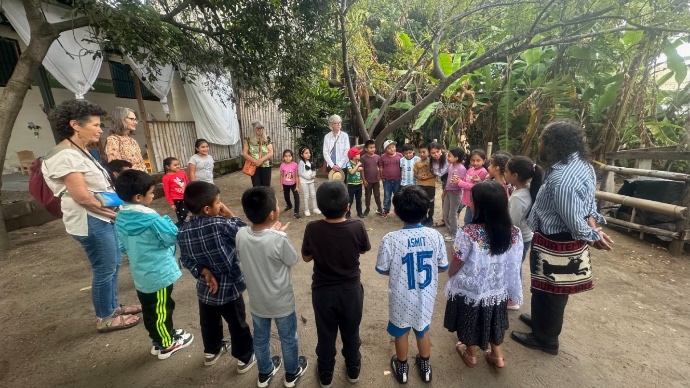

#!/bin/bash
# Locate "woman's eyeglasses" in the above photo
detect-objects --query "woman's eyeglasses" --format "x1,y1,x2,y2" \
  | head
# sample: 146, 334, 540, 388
126, 117, 139, 122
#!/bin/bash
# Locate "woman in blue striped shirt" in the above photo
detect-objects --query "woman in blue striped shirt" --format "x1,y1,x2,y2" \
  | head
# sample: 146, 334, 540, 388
511, 120, 613, 356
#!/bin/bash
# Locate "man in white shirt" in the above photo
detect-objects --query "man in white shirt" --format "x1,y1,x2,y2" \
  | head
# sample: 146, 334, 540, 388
322, 114, 351, 173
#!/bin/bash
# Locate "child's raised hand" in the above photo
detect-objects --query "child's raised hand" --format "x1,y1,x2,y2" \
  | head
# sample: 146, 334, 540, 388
201, 268, 219, 294
271, 221, 290, 231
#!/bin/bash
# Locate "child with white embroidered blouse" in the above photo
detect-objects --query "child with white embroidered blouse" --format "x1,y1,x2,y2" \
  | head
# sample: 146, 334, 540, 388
443, 180, 522, 370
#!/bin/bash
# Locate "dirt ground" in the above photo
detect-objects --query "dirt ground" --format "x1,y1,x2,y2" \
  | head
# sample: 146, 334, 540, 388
1, 170, 688, 388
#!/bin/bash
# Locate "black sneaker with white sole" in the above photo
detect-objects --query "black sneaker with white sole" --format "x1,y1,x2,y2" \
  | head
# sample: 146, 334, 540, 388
204, 340, 230, 366
237, 353, 257, 374
257, 356, 282, 388
150, 329, 186, 356
346, 364, 360, 383
415, 354, 432, 383
284, 356, 308, 387
158, 331, 194, 360
390, 356, 408, 384
317, 367, 333, 388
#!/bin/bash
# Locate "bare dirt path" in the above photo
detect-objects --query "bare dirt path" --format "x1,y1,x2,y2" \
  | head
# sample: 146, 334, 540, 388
1, 170, 688, 387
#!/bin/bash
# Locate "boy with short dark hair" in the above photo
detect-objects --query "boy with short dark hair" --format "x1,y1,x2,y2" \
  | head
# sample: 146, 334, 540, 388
114, 169, 193, 360
375, 185, 448, 384
378, 140, 403, 218
400, 143, 420, 187
346, 147, 366, 219
301, 180, 371, 387
360, 140, 382, 216
177, 181, 256, 370
106, 159, 132, 181
414, 144, 436, 226
237, 187, 308, 388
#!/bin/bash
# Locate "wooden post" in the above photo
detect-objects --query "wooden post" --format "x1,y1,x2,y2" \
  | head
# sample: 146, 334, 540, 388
131, 72, 157, 172
599, 158, 616, 210
486, 142, 493, 156
669, 181, 690, 256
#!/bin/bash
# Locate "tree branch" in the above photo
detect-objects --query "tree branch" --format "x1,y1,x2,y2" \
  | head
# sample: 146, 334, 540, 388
529, 0, 557, 34
339, 0, 367, 139
160, 0, 196, 21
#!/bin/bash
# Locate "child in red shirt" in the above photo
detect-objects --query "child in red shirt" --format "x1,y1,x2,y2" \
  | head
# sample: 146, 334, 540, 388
162, 157, 189, 227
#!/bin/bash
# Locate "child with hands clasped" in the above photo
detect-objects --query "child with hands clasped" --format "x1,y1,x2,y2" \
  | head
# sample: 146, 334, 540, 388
297, 146, 321, 217
346, 147, 366, 219
162, 157, 189, 227
376, 185, 449, 384
177, 181, 256, 370
443, 181, 523, 370
444, 147, 467, 242
457, 149, 488, 225
280, 149, 301, 219
236, 187, 308, 388
114, 170, 193, 360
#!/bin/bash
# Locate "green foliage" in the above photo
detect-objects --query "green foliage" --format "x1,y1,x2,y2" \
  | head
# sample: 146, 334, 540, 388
283, 79, 348, 165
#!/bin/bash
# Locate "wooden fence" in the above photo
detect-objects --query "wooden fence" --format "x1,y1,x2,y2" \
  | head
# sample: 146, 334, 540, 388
235, 93, 298, 163
147, 121, 241, 172
598, 147, 690, 256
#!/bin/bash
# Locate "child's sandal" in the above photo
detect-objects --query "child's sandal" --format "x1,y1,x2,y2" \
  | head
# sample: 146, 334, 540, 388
484, 351, 505, 369
455, 342, 476, 368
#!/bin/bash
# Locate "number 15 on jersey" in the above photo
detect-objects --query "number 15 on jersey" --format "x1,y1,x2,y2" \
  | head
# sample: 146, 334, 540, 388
401, 251, 433, 290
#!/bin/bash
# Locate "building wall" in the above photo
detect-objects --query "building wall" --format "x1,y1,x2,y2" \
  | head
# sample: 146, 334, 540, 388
1, 25, 194, 173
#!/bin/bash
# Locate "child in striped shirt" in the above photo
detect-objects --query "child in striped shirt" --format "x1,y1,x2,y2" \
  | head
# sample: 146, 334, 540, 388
400, 143, 420, 187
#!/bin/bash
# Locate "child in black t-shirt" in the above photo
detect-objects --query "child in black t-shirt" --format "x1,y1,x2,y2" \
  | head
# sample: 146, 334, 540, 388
301, 180, 371, 387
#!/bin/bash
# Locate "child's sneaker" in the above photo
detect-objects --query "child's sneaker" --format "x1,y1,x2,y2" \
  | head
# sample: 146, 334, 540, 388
415, 354, 432, 383
363, 208, 370, 216
376, 208, 382, 214
284, 205, 293, 211
317, 367, 333, 388
158, 330, 194, 360
507, 300, 520, 310
204, 340, 230, 366
390, 356, 408, 384
257, 356, 281, 388
313, 208, 322, 215
284, 356, 308, 387
294, 213, 301, 220
150, 329, 185, 355
381, 210, 389, 218
444, 234, 454, 242
237, 353, 257, 374
357, 213, 366, 218
304, 210, 311, 217
346, 364, 360, 383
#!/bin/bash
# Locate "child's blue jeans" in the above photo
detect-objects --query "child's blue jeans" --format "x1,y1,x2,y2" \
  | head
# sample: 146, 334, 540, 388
382, 179, 401, 212
252, 312, 300, 375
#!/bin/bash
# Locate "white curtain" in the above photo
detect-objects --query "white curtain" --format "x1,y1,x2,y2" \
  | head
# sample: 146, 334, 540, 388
125, 56, 174, 115
182, 74, 240, 146
1, 0, 102, 99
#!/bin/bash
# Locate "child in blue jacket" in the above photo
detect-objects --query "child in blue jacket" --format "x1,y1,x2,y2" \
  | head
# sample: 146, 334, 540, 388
115, 169, 194, 360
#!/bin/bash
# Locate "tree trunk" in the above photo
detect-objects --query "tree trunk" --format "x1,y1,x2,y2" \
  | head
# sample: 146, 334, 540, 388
0, 1, 60, 251
339, 0, 368, 141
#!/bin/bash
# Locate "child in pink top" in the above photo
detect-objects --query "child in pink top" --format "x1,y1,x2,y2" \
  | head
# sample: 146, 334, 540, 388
280, 149, 301, 219
457, 149, 488, 225
162, 157, 189, 227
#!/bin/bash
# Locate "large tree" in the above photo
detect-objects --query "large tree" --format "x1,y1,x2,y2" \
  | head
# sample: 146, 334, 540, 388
335, 0, 690, 150
0, 0, 335, 250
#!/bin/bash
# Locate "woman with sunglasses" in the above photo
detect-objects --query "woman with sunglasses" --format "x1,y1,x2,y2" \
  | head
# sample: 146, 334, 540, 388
104, 107, 146, 171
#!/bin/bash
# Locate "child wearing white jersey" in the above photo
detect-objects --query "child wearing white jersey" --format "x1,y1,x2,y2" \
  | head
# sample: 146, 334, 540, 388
399, 143, 420, 187
376, 185, 448, 384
